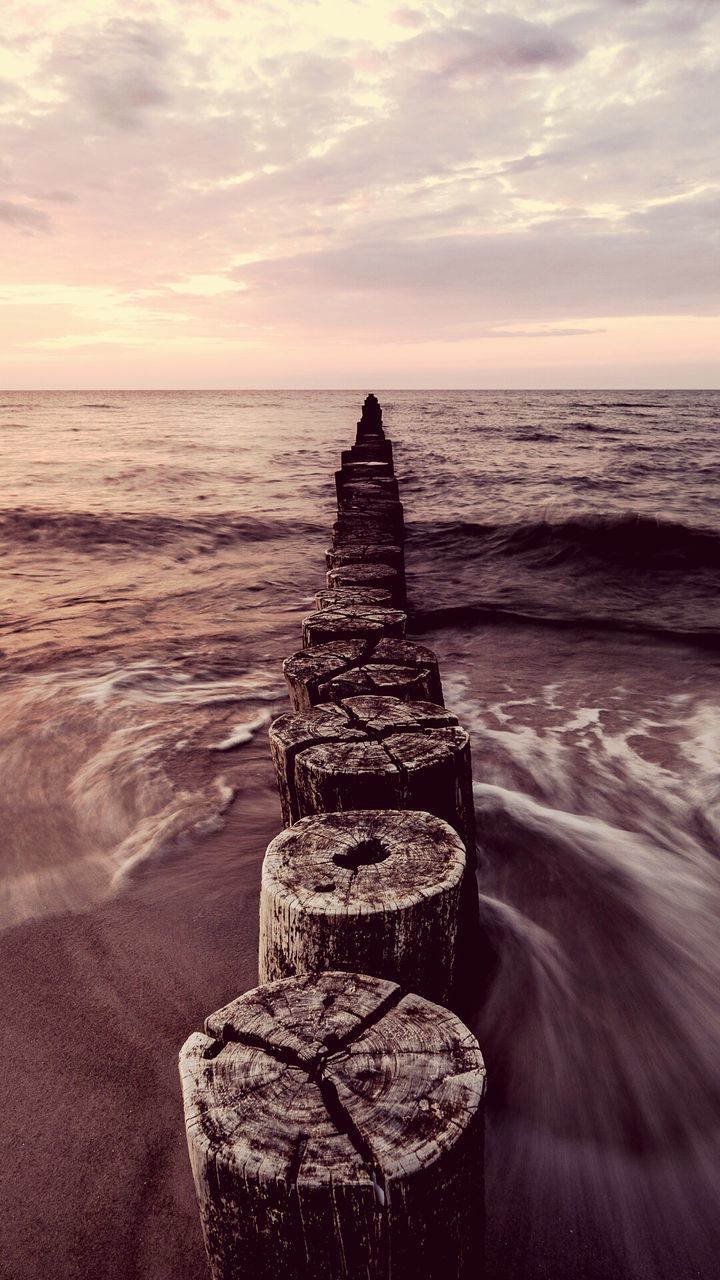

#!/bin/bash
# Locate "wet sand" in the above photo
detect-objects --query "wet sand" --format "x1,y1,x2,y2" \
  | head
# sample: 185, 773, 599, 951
0, 753, 279, 1280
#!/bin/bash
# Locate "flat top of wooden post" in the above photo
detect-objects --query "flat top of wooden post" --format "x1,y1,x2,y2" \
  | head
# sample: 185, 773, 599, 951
181, 970, 485, 1192
262, 809, 465, 916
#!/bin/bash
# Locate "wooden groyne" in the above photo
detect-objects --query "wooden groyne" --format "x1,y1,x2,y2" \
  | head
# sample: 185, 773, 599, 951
179, 395, 486, 1279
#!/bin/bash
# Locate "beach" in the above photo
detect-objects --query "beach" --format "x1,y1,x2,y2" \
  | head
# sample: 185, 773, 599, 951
1, 389, 719, 1279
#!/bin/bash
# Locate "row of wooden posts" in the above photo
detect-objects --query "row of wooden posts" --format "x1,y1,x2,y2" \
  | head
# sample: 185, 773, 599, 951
179, 396, 487, 1279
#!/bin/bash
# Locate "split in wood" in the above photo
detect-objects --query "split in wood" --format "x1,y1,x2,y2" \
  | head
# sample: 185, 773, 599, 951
179, 970, 485, 1280
283, 637, 444, 711
259, 810, 465, 1006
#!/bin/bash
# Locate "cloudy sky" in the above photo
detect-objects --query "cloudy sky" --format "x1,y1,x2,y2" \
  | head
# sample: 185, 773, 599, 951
1, 0, 718, 387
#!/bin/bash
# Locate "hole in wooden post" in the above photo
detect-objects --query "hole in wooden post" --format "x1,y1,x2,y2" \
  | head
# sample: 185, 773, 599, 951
333, 838, 389, 870
314, 881, 336, 893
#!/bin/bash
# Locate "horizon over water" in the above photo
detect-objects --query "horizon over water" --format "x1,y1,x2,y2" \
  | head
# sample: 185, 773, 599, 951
1, 388, 719, 1280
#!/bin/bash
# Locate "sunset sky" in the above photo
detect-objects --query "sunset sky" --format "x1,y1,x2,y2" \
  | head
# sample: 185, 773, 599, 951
1, 0, 718, 388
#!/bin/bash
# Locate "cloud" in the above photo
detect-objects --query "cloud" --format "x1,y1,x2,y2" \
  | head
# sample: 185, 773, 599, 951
48, 18, 175, 131
232, 193, 718, 339
0, 0, 717, 383
0, 200, 51, 233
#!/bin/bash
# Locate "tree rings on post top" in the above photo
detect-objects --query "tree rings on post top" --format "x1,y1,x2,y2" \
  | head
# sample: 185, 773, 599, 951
179, 970, 486, 1280
259, 809, 466, 1005
302, 606, 406, 648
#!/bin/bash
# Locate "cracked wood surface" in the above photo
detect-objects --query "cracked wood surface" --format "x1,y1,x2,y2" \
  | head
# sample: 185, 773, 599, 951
314, 587, 394, 611
301, 606, 407, 648
326, 542, 405, 573
283, 638, 444, 711
326, 562, 402, 605
268, 695, 475, 857
180, 971, 485, 1280
259, 809, 465, 1004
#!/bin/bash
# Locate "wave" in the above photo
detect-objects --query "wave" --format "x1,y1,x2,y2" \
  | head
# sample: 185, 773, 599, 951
411, 512, 720, 572
408, 601, 720, 648
0, 507, 325, 553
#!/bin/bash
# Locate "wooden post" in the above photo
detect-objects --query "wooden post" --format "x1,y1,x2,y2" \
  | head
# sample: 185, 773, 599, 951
337, 469, 398, 494
335, 463, 394, 495
327, 543, 405, 583
333, 516, 402, 545
326, 562, 402, 605
302, 606, 407, 648
283, 638, 444, 710
337, 476, 400, 503
269, 695, 475, 855
180, 970, 486, 1280
341, 441, 393, 465
259, 809, 465, 1005
314, 587, 394, 611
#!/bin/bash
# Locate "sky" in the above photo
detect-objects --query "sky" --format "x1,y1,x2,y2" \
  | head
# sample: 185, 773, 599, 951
0, 0, 718, 388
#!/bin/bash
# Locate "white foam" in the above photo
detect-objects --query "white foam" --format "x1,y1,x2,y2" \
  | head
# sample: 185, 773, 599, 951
210, 711, 271, 751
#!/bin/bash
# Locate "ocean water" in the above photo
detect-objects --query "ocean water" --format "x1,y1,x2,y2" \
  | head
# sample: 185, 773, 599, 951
1, 389, 719, 1278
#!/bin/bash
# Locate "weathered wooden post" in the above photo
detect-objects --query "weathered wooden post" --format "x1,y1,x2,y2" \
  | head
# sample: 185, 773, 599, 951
326, 562, 402, 605
302, 605, 407, 647
180, 970, 486, 1280
326, 542, 405, 574
342, 440, 394, 465
259, 809, 465, 1005
314, 587, 394, 611
268, 695, 474, 853
283, 638, 444, 709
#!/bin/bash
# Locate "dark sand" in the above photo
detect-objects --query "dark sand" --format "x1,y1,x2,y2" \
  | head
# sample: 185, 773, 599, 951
0, 746, 278, 1280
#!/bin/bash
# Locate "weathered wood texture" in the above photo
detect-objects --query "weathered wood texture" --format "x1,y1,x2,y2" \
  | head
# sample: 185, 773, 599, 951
326, 562, 402, 605
268, 695, 475, 856
314, 587, 393, 611
302, 606, 407, 648
283, 637, 444, 711
342, 441, 394, 466
332, 522, 399, 549
337, 468, 398, 492
337, 476, 400, 503
326, 542, 405, 574
333, 516, 403, 546
335, 463, 394, 495
180, 971, 485, 1280
259, 810, 465, 1004
337, 494, 404, 526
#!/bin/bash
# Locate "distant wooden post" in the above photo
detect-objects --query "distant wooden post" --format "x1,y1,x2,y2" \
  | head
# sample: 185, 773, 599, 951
326, 562, 402, 605
259, 809, 465, 1005
326, 542, 405, 574
302, 606, 406, 648
341, 440, 394, 466
180, 970, 486, 1280
284, 638, 444, 710
314, 587, 394, 611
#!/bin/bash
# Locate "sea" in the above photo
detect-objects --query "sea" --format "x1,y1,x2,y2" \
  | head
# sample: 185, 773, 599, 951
1, 388, 719, 1279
